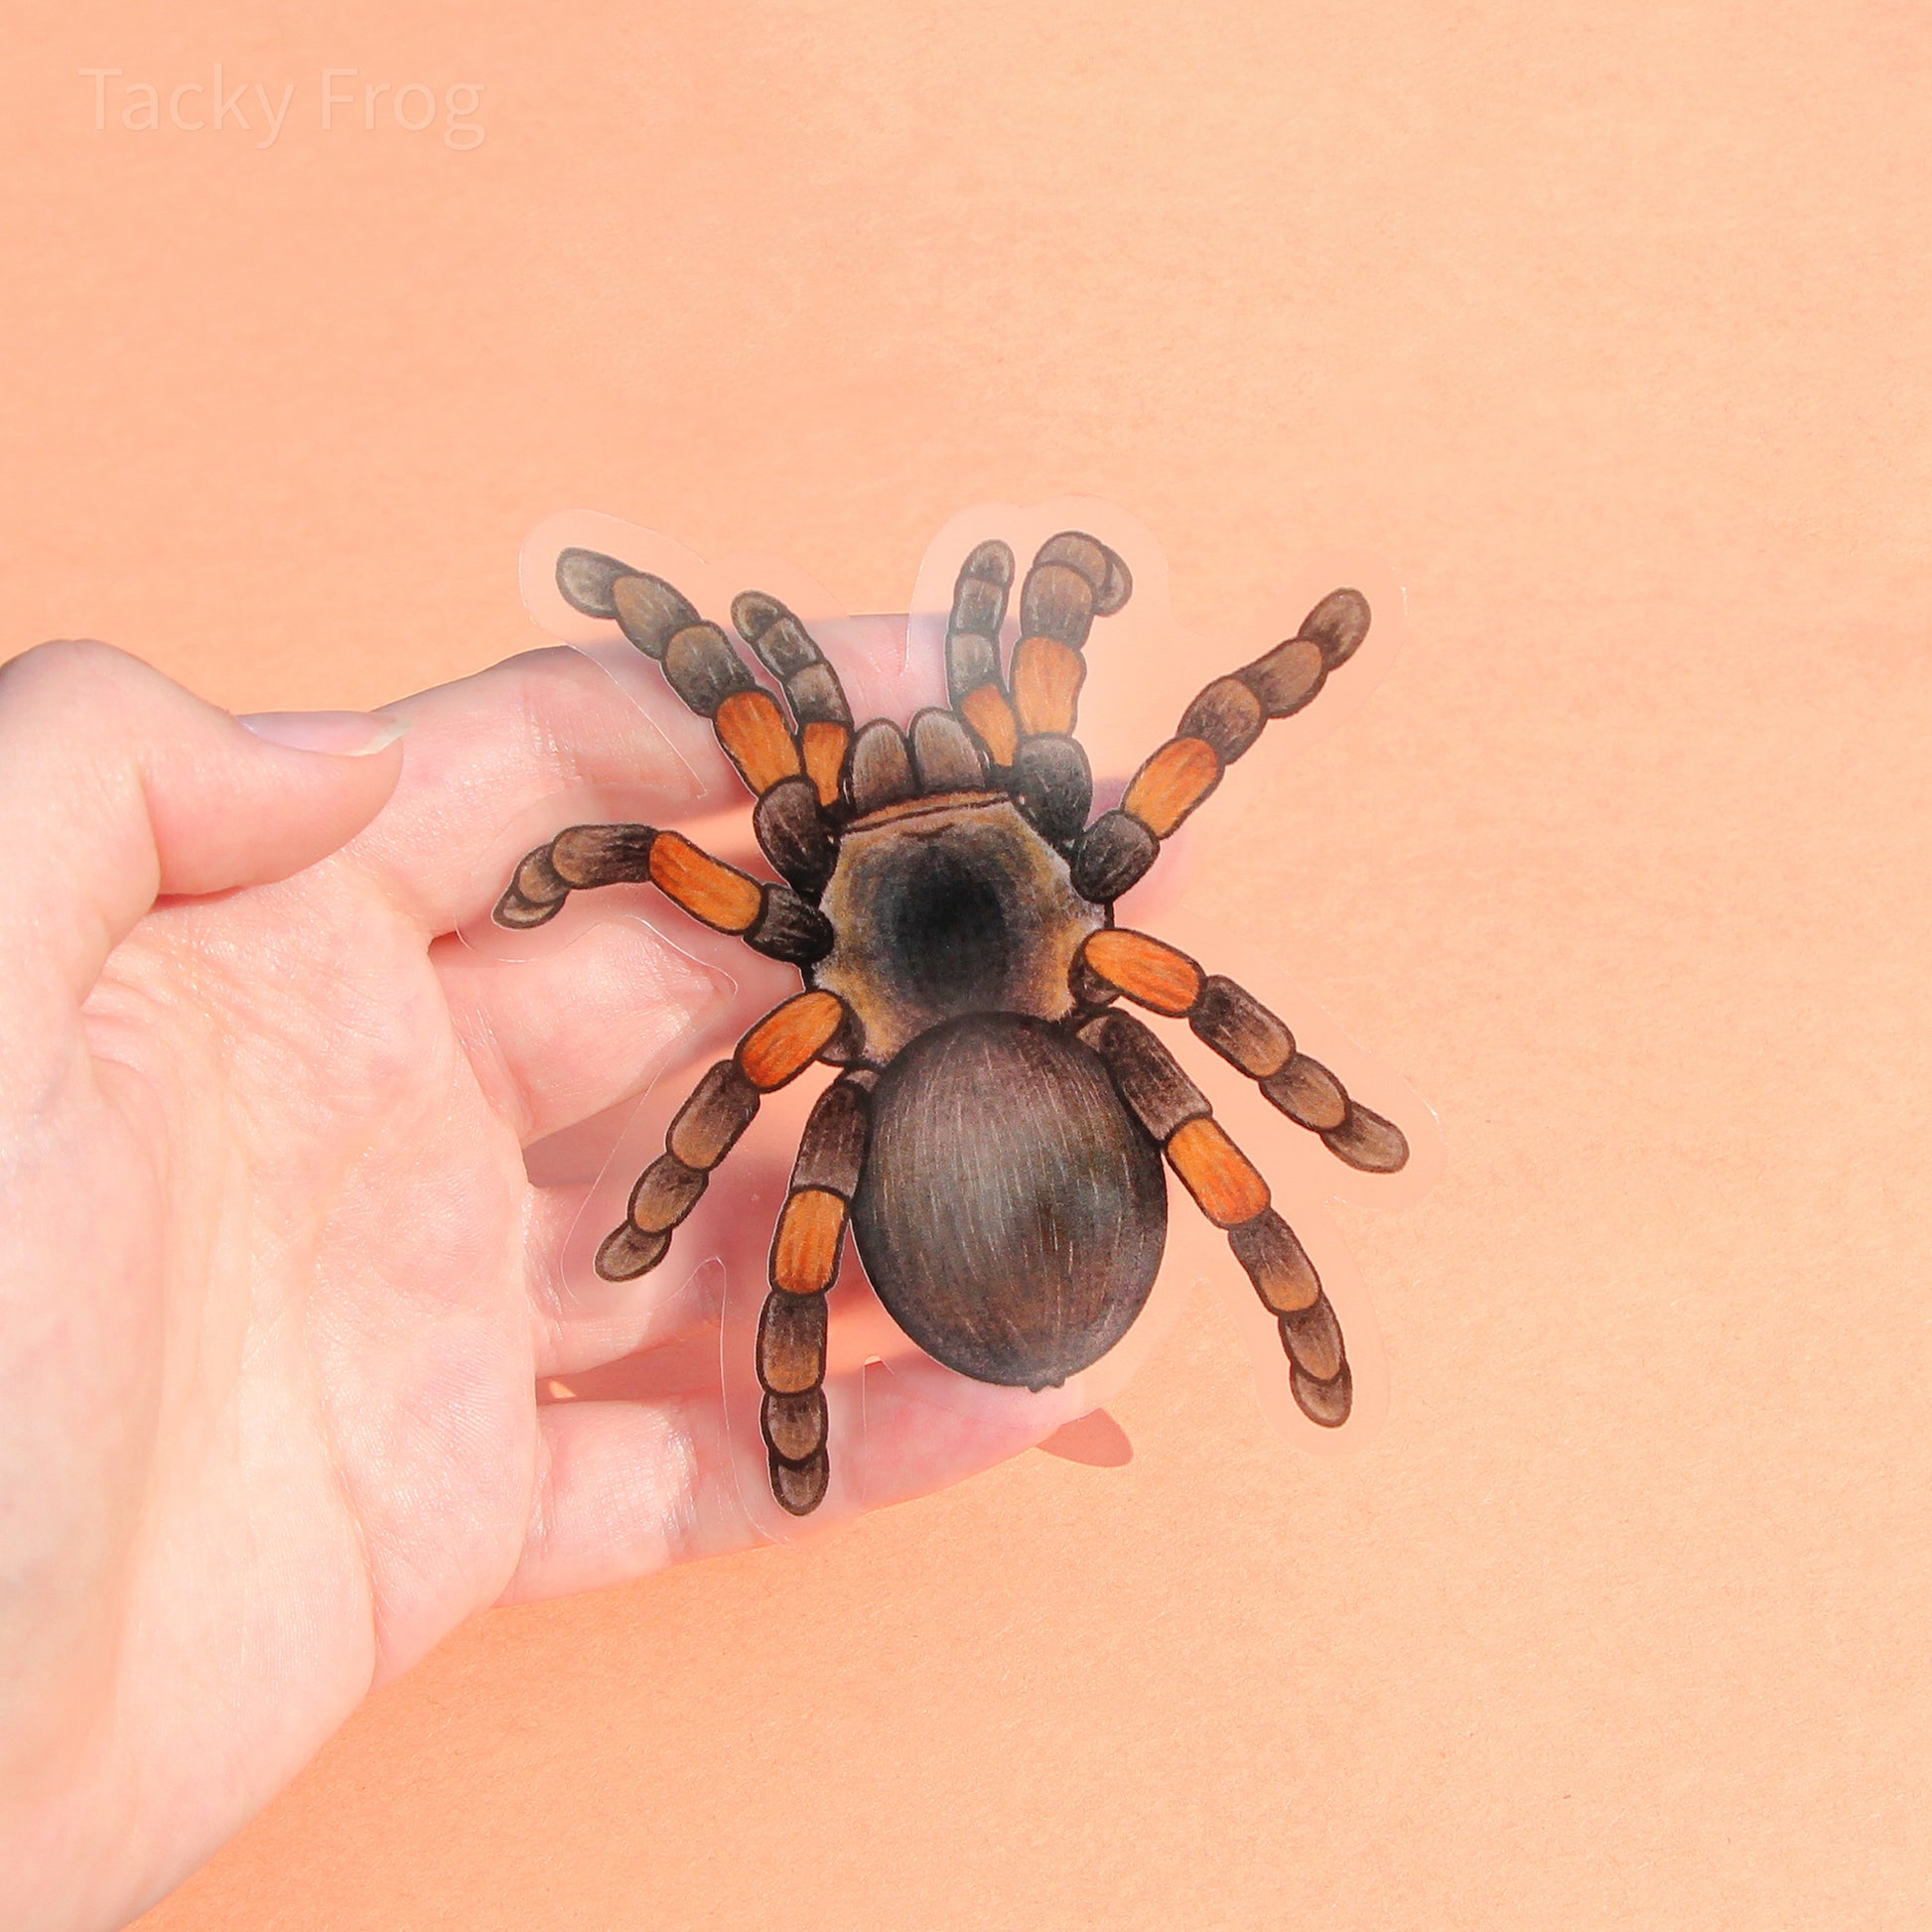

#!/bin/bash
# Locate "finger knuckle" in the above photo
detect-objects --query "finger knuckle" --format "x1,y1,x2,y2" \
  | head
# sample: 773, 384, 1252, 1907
0, 636, 139, 714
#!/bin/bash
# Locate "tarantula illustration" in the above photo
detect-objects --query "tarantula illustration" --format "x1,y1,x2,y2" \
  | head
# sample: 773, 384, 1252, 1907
496, 531, 1408, 1514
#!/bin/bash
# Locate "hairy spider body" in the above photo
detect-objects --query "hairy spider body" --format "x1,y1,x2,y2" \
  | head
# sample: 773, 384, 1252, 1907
819, 790, 1153, 1387
499, 529, 1409, 1515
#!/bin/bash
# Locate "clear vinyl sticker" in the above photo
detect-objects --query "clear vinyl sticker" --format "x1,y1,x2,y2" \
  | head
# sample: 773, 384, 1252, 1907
457, 499, 1439, 1546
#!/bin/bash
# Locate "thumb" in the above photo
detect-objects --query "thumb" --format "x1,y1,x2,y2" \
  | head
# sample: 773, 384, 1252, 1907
0, 639, 406, 1017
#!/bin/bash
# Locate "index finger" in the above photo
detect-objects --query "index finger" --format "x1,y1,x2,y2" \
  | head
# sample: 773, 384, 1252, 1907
348, 643, 737, 935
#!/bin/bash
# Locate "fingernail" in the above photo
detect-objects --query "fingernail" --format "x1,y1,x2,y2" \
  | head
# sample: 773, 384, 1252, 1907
239, 710, 410, 757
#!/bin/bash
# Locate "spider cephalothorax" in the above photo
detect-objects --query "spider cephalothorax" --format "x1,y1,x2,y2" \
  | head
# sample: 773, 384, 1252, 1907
497, 531, 1408, 1514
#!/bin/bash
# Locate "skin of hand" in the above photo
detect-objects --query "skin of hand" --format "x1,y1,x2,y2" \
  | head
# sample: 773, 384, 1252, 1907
0, 636, 1057, 1932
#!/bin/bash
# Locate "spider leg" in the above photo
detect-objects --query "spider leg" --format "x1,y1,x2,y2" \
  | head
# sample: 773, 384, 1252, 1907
1068, 588, 1370, 903
1003, 532, 1132, 845
590, 990, 855, 1291
1077, 1005, 1354, 1427
758, 1070, 875, 1516
730, 590, 856, 825
942, 532, 1132, 844
493, 821, 831, 965
1073, 928, 1409, 1173
944, 540, 1017, 766
555, 551, 836, 896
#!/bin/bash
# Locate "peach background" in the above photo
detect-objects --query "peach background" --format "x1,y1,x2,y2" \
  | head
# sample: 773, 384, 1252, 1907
2, 1, 1927, 1925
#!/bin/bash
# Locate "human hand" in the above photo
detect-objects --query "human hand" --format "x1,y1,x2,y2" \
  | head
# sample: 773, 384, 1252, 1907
0, 636, 1054, 1931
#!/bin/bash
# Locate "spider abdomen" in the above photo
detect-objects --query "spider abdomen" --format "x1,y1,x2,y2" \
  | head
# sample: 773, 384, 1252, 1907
851, 1013, 1167, 1391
